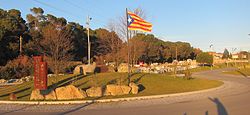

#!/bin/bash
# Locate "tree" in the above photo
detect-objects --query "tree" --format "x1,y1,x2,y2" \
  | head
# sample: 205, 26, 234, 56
0, 8, 27, 65
196, 52, 213, 66
130, 36, 146, 65
222, 48, 230, 59
65, 22, 87, 61
40, 24, 73, 74
95, 28, 123, 68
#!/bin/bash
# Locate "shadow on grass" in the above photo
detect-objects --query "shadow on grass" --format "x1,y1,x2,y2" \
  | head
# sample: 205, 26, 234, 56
132, 73, 148, 84
17, 93, 30, 99
0, 87, 31, 98
236, 70, 249, 78
41, 74, 88, 95
138, 84, 145, 92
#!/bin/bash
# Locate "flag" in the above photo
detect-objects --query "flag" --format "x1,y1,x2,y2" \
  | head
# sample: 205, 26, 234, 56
127, 11, 152, 32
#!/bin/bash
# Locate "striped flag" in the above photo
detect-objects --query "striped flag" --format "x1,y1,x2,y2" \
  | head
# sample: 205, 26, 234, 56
127, 11, 152, 32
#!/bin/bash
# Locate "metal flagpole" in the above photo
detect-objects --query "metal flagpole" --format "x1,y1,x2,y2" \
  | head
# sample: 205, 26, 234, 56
126, 8, 131, 84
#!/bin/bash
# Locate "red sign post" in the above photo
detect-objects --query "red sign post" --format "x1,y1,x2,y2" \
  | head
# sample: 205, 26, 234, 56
33, 56, 48, 90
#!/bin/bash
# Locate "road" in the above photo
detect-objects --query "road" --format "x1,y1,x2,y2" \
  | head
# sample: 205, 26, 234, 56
0, 68, 250, 115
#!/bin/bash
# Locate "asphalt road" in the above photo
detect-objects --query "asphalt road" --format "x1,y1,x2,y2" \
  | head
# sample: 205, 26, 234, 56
1, 68, 250, 115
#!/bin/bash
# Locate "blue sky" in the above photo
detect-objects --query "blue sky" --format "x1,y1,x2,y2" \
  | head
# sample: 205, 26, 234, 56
1, 0, 250, 53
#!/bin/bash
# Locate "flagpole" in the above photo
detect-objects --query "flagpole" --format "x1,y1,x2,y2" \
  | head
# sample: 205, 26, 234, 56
126, 8, 131, 84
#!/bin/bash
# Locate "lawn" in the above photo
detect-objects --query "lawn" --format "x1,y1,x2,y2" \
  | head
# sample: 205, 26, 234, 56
0, 72, 223, 101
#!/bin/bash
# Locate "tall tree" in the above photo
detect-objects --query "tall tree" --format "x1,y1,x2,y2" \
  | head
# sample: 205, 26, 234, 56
196, 52, 213, 65
40, 24, 73, 74
0, 9, 27, 65
222, 48, 230, 59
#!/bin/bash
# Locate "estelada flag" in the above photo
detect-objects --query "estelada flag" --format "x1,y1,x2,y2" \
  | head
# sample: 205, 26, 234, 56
127, 11, 152, 32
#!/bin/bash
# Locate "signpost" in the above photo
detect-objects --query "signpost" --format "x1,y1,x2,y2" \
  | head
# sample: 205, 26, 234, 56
33, 56, 48, 90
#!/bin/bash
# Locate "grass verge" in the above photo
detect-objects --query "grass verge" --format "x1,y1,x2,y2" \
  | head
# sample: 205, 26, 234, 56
0, 72, 223, 101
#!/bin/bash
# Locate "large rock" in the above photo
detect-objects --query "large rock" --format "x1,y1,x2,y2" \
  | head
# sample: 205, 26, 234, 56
55, 85, 87, 100
129, 82, 139, 94
86, 87, 102, 97
106, 85, 131, 96
0, 79, 6, 84
9, 93, 17, 100
73, 62, 96, 75
120, 85, 132, 94
30, 89, 44, 100
45, 90, 57, 100
118, 63, 128, 72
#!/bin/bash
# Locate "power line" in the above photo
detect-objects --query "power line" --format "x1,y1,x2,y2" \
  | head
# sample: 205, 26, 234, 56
33, 0, 83, 20
33, 0, 108, 28
62, 0, 108, 26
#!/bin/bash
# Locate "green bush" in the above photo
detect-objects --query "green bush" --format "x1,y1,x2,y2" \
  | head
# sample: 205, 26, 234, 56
0, 55, 33, 80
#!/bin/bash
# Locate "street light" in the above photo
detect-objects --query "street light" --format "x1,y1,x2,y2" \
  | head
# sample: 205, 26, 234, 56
232, 48, 237, 66
86, 15, 92, 65
209, 44, 214, 70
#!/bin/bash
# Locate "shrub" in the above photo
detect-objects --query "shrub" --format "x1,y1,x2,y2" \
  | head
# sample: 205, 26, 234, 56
0, 55, 32, 80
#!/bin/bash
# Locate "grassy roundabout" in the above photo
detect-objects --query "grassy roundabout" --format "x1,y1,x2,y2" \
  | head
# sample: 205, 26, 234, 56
0, 73, 223, 101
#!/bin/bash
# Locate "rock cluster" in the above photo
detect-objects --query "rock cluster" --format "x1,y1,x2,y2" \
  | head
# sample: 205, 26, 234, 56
30, 83, 140, 100
30, 85, 87, 100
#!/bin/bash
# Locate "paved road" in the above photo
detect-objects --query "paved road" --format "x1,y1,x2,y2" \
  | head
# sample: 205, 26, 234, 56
0, 68, 250, 115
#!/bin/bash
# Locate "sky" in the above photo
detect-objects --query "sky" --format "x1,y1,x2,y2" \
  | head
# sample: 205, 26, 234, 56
1, 0, 250, 53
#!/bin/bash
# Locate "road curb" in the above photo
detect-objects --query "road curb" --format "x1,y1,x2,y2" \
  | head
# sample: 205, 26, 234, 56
0, 82, 225, 105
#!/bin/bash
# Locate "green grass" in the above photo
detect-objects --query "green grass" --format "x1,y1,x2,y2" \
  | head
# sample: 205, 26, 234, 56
0, 72, 223, 101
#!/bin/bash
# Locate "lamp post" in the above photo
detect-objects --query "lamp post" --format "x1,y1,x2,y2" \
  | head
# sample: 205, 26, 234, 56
86, 15, 92, 65
209, 44, 214, 70
232, 48, 237, 67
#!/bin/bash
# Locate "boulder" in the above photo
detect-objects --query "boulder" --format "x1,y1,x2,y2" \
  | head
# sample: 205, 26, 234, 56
103, 89, 111, 96
120, 85, 132, 94
86, 87, 102, 97
45, 90, 57, 100
129, 82, 139, 94
55, 85, 87, 100
9, 93, 17, 100
107, 66, 116, 72
30, 89, 44, 100
106, 85, 131, 96
73, 62, 96, 75
73, 65, 86, 75
118, 63, 128, 72
0, 79, 6, 84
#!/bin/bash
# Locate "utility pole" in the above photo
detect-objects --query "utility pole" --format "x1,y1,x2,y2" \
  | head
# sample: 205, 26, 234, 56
175, 46, 178, 61
19, 36, 23, 55
86, 15, 91, 65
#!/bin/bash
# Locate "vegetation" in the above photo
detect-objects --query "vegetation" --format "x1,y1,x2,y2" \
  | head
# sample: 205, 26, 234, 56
196, 52, 213, 65
222, 48, 230, 59
0, 7, 201, 79
0, 73, 222, 101
223, 63, 250, 76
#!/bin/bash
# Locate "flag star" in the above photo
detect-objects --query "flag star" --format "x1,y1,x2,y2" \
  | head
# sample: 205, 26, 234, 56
128, 17, 132, 23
